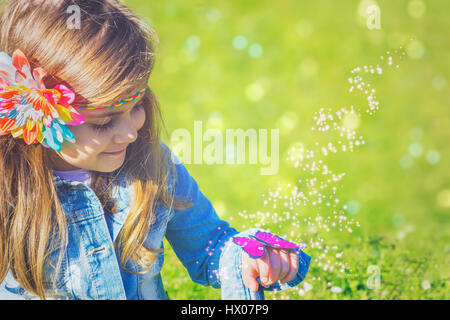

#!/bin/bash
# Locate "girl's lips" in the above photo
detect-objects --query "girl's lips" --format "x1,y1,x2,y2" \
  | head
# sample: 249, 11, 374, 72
103, 148, 126, 156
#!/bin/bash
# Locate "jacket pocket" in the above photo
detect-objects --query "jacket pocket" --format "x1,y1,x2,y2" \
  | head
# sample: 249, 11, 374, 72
42, 247, 72, 299
1, 255, 72, 300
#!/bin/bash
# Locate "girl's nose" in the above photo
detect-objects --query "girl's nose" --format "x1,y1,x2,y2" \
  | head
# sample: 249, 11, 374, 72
112, 117, 139, 145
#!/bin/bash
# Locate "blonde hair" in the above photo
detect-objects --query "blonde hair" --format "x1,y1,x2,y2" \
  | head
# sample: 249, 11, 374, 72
0, 0, 192, 299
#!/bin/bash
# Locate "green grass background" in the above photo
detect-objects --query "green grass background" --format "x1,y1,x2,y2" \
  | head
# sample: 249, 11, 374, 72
121, 0, 449, 299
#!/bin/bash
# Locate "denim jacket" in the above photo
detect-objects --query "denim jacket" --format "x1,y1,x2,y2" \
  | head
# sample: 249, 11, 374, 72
0, 142, 310, 300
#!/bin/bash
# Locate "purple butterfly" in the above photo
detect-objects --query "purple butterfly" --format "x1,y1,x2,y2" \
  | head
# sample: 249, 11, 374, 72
232, 231, 307, 259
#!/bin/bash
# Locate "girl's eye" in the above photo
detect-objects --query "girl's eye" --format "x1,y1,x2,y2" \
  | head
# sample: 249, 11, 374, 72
92, 120, 114, 133
91, 104, 144, 133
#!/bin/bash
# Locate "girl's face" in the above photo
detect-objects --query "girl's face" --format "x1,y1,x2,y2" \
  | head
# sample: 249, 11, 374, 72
47, 95, 146, 172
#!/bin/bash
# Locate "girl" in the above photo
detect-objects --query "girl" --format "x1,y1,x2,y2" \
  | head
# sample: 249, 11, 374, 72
0, 0, 310, 300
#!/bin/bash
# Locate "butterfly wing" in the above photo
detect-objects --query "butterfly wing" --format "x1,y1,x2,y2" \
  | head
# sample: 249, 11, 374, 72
252, 231, 307, 251
232, 237, 266, 259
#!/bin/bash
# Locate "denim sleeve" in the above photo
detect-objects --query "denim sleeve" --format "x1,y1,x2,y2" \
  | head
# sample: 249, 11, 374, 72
161, 142, 311, 296
219, 228, 311, 299
164, 146, 239, 289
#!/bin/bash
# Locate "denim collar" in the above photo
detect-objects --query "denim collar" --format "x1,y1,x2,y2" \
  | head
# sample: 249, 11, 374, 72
51, 171, 131, 227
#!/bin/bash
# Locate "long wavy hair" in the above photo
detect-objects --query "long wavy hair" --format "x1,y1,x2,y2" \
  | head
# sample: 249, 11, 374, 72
0, 0, 192, 299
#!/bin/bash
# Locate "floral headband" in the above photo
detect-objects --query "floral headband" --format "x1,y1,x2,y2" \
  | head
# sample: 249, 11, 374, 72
0, 49, 148, 151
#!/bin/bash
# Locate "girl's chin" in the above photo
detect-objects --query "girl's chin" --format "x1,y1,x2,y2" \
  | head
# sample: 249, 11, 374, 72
95, 152, 126, 172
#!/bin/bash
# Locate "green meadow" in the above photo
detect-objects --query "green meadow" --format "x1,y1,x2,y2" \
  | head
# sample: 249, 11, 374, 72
126, 0, 449, 299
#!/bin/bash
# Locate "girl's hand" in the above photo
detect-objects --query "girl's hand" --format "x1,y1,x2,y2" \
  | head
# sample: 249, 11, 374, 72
241, 247, 299, 292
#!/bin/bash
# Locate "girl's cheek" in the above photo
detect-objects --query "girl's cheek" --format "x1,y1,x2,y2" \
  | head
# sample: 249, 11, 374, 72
67, 125, 108, 149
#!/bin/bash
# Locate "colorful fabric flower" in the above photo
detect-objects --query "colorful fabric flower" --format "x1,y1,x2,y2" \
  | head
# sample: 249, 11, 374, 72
0, 49, 85, 151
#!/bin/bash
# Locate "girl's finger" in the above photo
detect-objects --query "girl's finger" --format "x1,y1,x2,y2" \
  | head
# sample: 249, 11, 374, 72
267, 247, 281, 285
278, 249, 291, 282
256, 248, 271, 286
280, 251, 299, 284
241, 254, 260, 293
